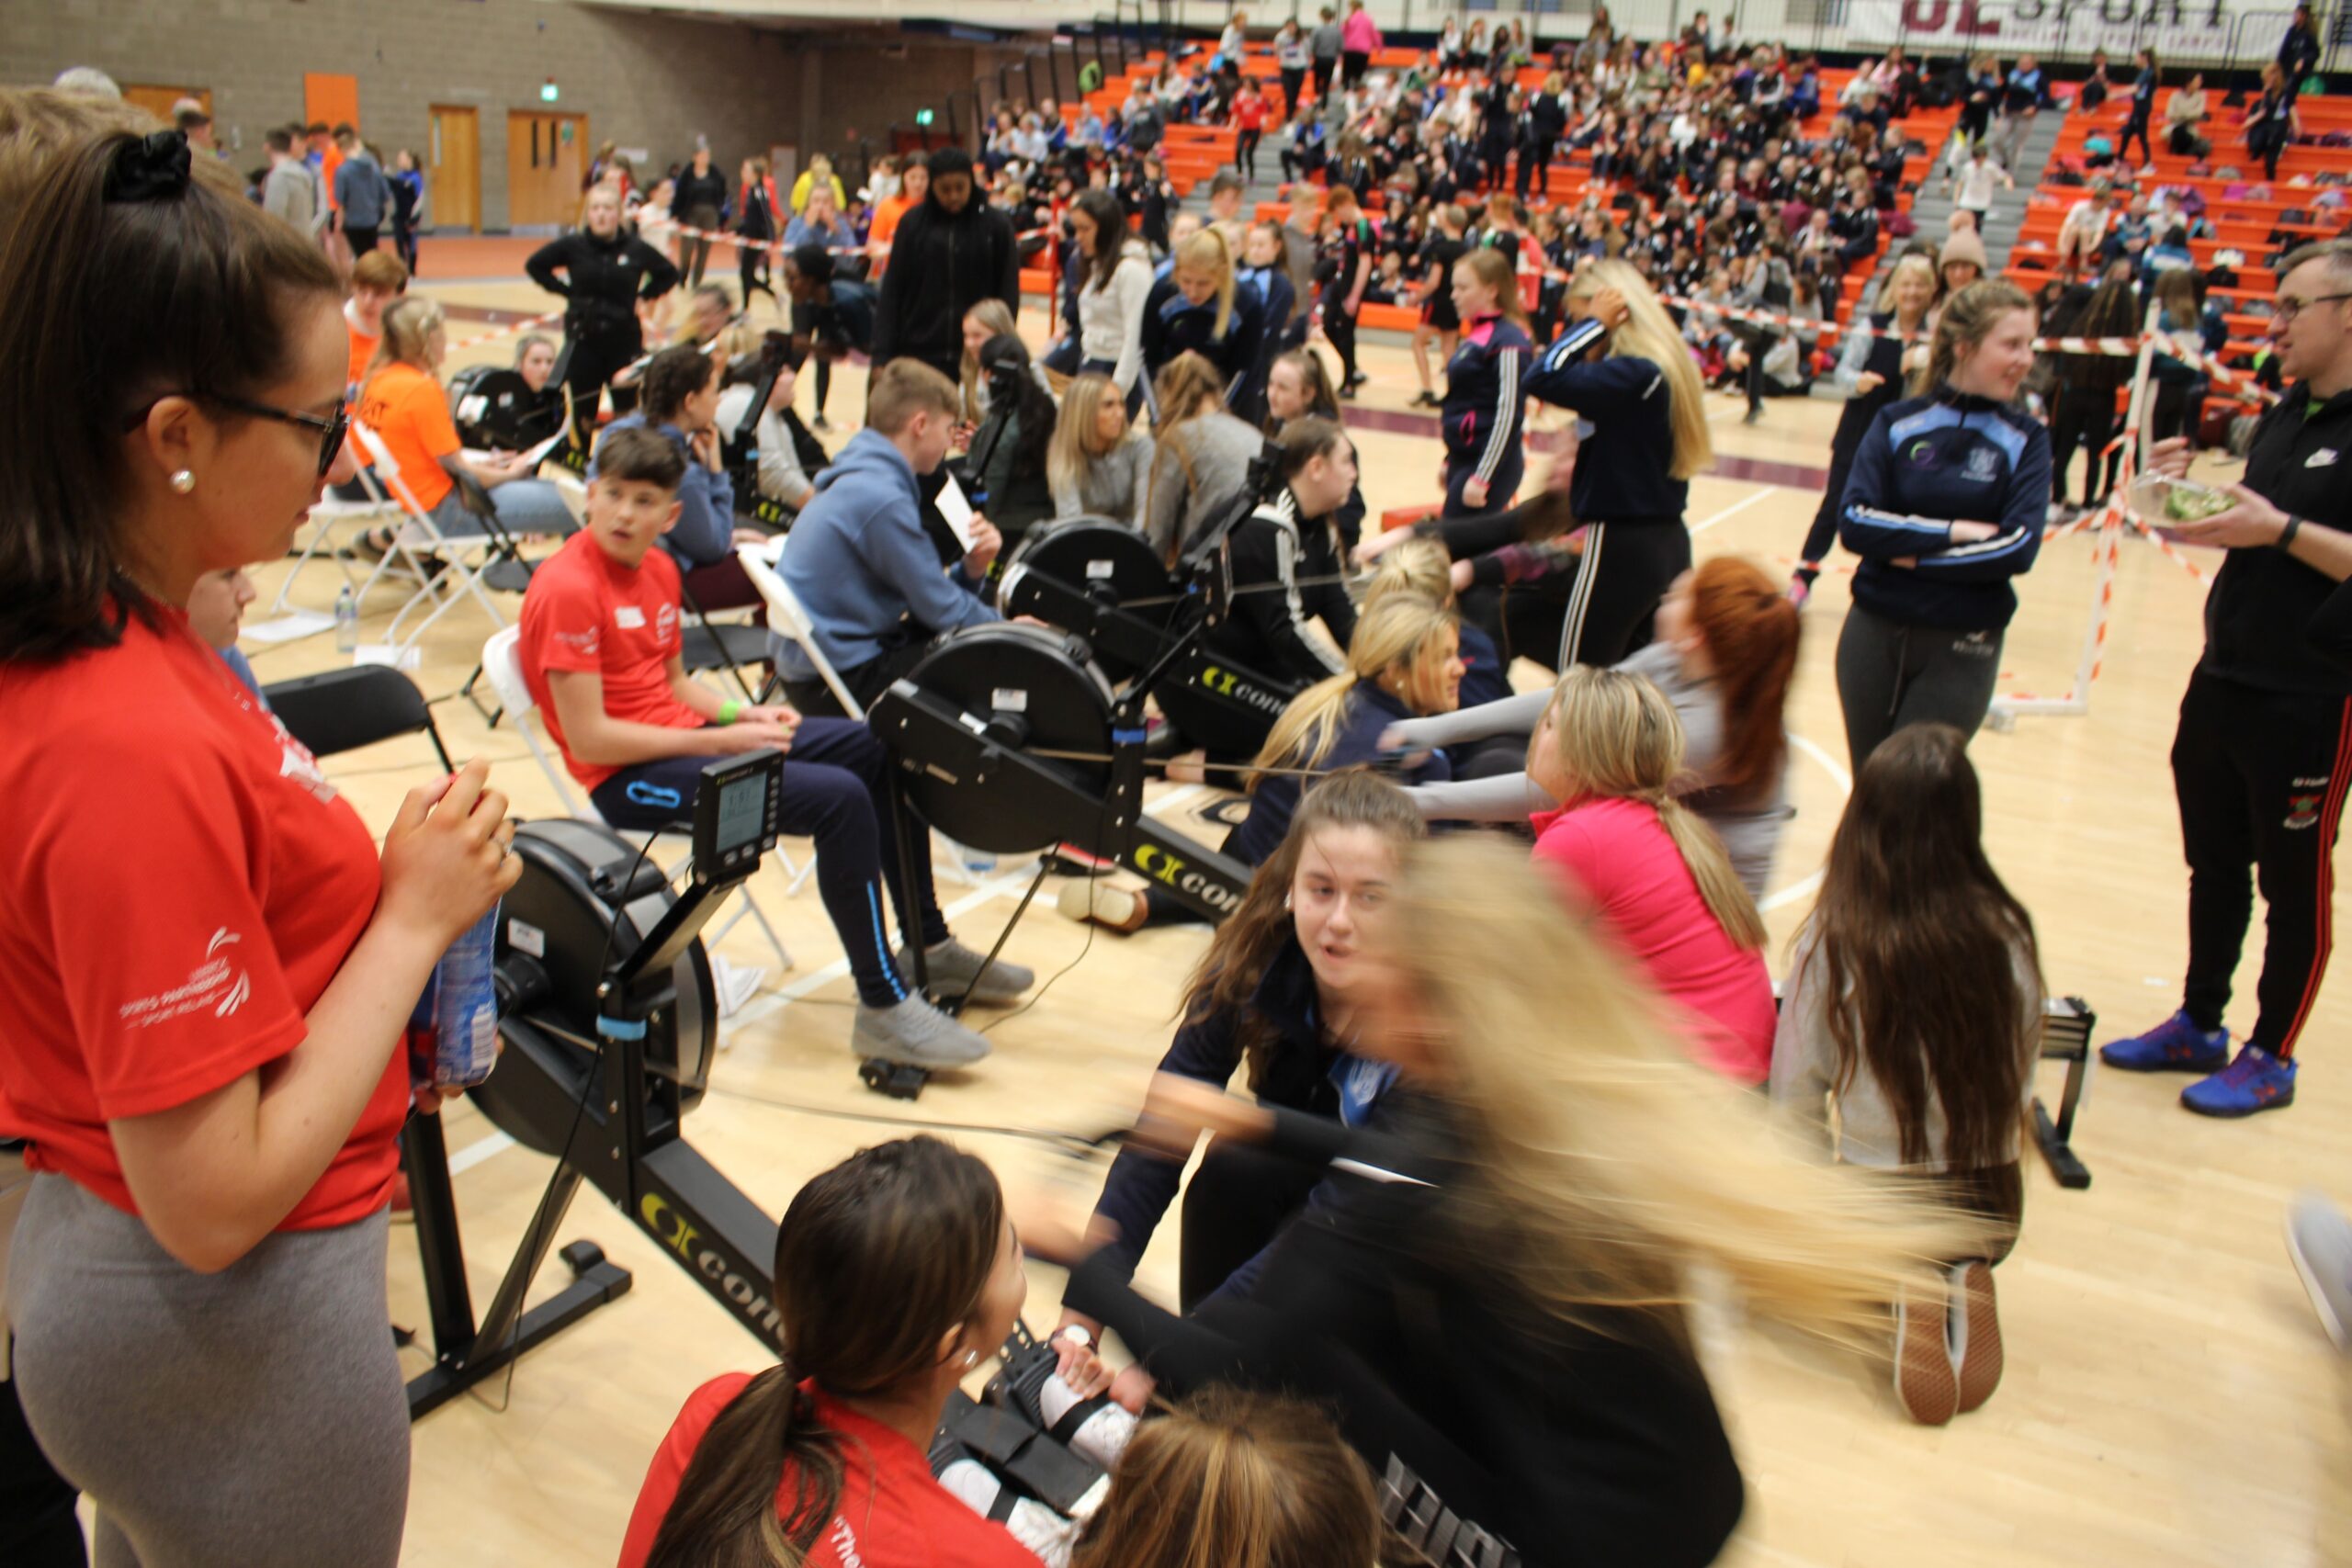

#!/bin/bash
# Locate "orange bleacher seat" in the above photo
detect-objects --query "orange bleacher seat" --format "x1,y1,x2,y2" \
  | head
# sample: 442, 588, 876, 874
1382, 503, 1441, 532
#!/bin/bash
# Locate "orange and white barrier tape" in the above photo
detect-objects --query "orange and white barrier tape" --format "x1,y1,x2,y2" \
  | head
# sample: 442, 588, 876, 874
448, 309, 564, 355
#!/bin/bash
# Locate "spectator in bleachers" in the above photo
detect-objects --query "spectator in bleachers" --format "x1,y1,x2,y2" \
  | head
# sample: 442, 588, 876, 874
2247, 62, 2301, 184
2120, 48, 2158, 169
2166, 73, 2211, 158
2078, 49, 2113, 111
2281, 4, 2323, 88
2058, 180, 2118, 278
1992, 54, 2043, 173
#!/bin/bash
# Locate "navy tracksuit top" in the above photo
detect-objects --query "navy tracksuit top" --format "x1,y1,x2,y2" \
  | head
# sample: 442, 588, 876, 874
1525, 317, 1689, 523
1441, 311, 1536, 486
1838, 388, 2052, 631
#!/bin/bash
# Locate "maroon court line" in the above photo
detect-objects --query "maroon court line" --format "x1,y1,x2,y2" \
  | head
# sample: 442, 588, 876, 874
1337, 404, 1831, 491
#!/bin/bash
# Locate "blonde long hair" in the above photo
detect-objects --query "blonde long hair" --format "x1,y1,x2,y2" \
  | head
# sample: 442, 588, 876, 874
1046, 371, 1138, 497
1533, 665, 1764, 949
1389, 837, 1983, 1338
1565, 259, 1712, 480
1174, 225, 1238, 340
1251, 593, 1459, 786
1363, 536, 1455, 610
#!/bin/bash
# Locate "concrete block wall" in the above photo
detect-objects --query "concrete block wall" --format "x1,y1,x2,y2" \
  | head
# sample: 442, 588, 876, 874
3, 1, 1047, 229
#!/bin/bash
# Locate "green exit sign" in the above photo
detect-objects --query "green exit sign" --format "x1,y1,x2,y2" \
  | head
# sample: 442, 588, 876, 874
915, 107, 934, 126
539, 81, 559, 102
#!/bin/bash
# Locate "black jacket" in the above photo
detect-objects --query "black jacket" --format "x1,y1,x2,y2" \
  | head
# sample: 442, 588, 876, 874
1087, 939, 1348, 1287
872, 196, 1022, 373
673, 165, 729, 218
1203, 485, 1358, 693
1065, 1089, 1747, 1568
525, 229, 681, 338
2202, 384, 2352, 696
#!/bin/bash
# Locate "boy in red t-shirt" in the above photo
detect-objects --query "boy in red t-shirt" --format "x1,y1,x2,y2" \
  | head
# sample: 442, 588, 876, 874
517, 426, 1030, 1069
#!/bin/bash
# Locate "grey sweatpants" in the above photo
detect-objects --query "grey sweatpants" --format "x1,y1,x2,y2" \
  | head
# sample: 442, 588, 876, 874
1834, 602, 2006, 774
6, 1175, 409, 1568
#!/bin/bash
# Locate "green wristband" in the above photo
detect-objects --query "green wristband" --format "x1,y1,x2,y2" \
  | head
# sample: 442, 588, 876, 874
718, 699, 743, 725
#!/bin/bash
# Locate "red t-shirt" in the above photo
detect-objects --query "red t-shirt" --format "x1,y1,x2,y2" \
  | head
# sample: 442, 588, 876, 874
617, 1373, 1039, 1568
1532, 799, 1777, 1083
0, 609, 403, 1227
518, 530, 704, 793
1234, 91, 1268, 130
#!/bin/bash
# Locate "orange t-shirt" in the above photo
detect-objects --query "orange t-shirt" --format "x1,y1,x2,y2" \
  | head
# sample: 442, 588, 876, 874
318, 144, 345, 210
345, 312, 379, 399
870, 195, 916, 248
356, 360, 458, 511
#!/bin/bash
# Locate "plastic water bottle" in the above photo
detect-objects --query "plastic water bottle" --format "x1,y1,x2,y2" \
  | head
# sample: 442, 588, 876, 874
961, 842, 998, 875
410, 904, 503, 1089
334, 585, 358, 653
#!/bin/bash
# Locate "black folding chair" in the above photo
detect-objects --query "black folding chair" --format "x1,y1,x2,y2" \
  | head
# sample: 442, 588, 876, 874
263, 665, 456, 772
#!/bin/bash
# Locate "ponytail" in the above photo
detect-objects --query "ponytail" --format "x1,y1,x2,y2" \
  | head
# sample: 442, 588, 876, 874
642, 1360, 843, 1568
1250, 593, 1457, 786
1656, 796, 1766, 949
1686, 556, 1799, 804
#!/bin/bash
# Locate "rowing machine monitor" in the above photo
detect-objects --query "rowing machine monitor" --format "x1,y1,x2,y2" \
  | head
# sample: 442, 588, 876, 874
401, 750, 797, 1418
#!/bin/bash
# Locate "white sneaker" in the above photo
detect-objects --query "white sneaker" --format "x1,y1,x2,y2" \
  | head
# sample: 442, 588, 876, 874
709, 954, 766, 1023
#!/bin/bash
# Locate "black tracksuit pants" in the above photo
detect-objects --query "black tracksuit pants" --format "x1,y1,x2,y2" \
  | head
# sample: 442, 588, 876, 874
2173, 669, 2352, 1058
562, 326, 643, 445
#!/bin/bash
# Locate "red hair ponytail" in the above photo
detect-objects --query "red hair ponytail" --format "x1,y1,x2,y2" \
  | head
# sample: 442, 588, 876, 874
1689, 557, 1799, 804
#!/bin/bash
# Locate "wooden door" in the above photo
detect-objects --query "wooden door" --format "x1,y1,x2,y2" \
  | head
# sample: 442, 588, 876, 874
122, 85, 209, 124
429, 105, 481, 232
506, 110, 588, 228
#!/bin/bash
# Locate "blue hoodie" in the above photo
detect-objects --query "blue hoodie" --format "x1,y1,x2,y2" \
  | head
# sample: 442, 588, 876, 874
770, 427, 997, 682
1839, 388, 2050, 632
588, 413, 735, 570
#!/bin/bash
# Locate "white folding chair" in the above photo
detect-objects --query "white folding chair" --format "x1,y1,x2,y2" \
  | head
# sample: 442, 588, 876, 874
738, 542, 1011, 888
480, 626, 800, 973
351, 423, 514, 658
270, 459, 397, 617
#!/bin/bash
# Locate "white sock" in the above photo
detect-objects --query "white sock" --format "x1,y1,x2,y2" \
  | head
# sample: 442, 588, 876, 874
939, 1459, 1077, 1564
1037, 1371, 1136, 1472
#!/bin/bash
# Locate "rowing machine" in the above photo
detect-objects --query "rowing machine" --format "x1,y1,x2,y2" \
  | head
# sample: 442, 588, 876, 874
401, 748, 793, 1416
999, 518, 1302, 761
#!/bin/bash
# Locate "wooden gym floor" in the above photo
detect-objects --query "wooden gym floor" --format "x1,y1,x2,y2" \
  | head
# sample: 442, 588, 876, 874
227, 249, 2352, 1565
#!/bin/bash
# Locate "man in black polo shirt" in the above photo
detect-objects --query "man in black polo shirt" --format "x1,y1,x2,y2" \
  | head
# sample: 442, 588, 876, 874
2101, 240, 2352, 1117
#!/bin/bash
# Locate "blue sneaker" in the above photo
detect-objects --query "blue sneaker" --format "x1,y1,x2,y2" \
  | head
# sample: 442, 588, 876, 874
2098, 1010, 2230, 1073
2181, 1044, 2297, 1118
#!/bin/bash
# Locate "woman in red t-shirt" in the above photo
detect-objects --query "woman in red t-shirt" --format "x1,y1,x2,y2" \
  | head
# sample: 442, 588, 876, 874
0, 130, 521, 1567
622, 1136, 1046, 1568
1525, 664, 1777, 1082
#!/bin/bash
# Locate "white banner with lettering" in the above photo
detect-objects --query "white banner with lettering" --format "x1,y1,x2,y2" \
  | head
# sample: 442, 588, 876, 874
1844, 2, 2240, 66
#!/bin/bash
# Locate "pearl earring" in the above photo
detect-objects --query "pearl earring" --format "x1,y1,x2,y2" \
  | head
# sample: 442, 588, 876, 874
170, 469, 196, 495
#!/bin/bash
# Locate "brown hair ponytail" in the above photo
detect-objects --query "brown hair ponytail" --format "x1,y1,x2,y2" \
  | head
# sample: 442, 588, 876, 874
1922, 278, 2033, 397
642, 1136, 1004, 1568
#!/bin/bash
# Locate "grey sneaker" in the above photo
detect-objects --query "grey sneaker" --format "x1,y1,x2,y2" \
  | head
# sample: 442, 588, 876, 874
897, 938, 1035, 1005
2287, 1191, 2352, 1353
852, 997, 992, 1070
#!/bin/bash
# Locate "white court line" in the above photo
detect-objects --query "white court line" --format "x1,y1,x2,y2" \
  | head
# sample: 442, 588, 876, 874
439, 784, 1209, 1176
1689, 487, 1781, 536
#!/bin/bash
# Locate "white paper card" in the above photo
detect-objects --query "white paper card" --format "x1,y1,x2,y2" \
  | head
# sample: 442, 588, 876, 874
933, 471, 978, 551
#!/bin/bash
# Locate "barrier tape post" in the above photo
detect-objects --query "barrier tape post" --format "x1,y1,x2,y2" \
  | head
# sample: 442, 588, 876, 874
1987, 301, 2163, 728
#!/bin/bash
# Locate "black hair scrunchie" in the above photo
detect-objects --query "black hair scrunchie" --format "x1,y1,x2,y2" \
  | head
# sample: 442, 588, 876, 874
105, 130, 193, 204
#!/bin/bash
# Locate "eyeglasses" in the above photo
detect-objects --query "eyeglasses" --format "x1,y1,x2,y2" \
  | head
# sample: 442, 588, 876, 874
2274, 292, 2352, 324
122, 391, 350, 481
